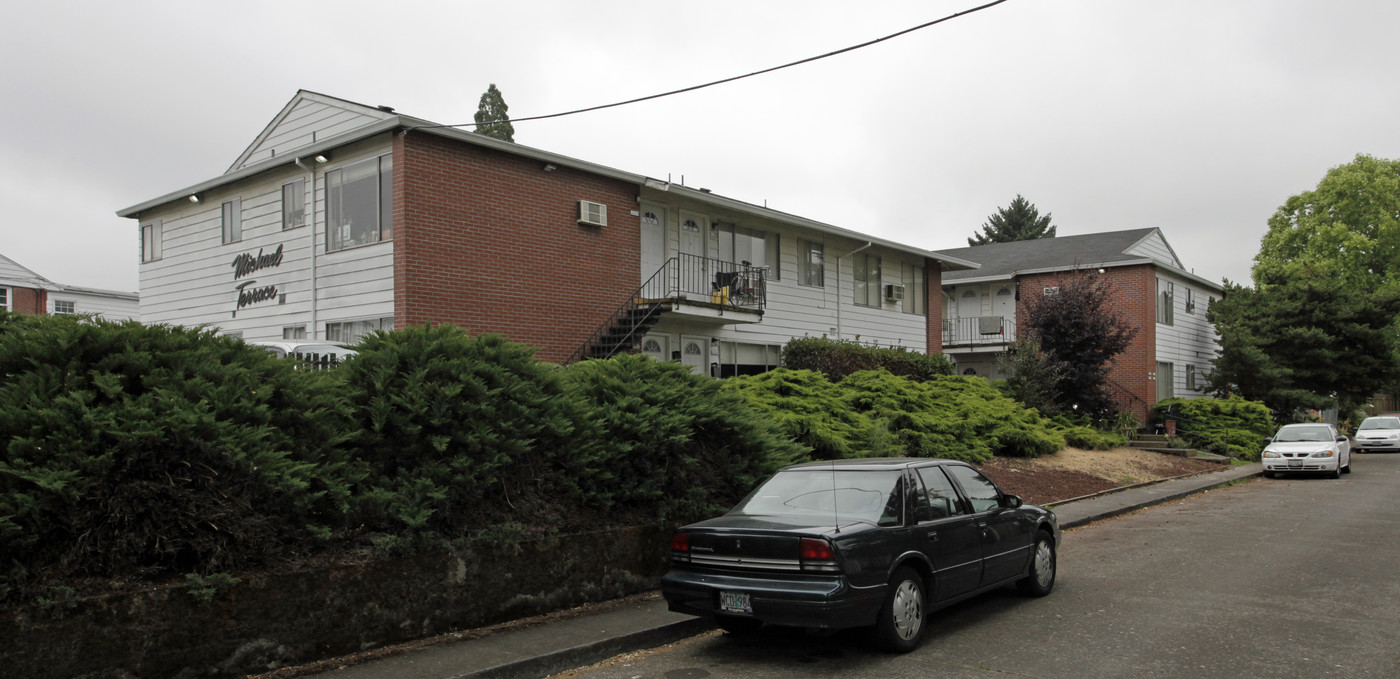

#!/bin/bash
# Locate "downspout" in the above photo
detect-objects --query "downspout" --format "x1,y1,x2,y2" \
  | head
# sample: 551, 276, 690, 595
835, 241, 873, 340
295, 157, 319, 339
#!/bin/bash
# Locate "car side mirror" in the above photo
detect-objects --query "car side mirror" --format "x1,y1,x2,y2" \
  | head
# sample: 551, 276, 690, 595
1337, 436, 1348, 442
1264, 438, 1273, 444
1002, 494, 1023, 509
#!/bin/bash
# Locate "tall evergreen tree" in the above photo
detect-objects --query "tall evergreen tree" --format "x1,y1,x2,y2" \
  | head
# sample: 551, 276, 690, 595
473, 83, 515, 143
968, 195, 1057, 246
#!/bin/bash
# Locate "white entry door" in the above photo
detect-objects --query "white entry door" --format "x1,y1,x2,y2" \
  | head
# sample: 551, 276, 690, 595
641, 334, 670, 362
680, 335, 709, 375
640, 204, 666, 286
679, 211, 708, 296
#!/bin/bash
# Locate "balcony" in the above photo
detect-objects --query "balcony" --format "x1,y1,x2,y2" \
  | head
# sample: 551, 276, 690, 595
943, 315, 1016, 349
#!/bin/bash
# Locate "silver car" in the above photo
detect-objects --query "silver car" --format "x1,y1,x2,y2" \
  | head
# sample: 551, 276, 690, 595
1353, 416, 1400, 453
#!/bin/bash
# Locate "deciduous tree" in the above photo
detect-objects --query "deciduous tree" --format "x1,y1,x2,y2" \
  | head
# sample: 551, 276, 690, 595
1018, 270, 1137, 417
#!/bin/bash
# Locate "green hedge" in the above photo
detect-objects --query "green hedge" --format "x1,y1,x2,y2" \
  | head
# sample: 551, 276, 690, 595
0, 313, 358, 598
1152, 396, 1275, 460
725, 368, 1104, 463
781, 336, 954, 382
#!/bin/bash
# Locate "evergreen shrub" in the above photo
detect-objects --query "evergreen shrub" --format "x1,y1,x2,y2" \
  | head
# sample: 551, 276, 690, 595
781, 336, 954, 382
560, 355, 803, 521
0, 313, 358, 597
726, 368, 1067, 463
1152, 396, 1275, 460
342, 326, 587, 534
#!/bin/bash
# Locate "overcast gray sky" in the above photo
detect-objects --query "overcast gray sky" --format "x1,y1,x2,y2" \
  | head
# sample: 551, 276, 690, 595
4, 0, 1398, 293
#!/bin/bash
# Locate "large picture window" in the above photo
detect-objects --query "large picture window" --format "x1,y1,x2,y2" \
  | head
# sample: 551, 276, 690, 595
716, 222, 779, 280
798, 239, 824, 287
327, 154, 393, 252
853, 253, 881, 307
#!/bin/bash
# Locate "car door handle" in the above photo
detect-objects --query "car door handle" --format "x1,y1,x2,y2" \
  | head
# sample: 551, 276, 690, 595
926, 531, 938, 541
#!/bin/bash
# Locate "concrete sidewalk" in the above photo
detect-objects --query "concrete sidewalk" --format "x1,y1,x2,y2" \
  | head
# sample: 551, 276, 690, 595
291, 462, 1263, 679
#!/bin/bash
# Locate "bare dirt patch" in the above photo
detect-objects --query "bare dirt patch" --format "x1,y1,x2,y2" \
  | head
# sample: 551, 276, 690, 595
977, 447, 1224, 506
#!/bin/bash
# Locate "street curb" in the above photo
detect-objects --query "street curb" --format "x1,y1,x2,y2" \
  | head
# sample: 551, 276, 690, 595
1057, 469, 1263, 530
448, 617, 716, 679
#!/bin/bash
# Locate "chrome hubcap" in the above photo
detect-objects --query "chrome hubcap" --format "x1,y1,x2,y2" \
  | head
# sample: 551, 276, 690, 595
1034, 541, 1055, 589
891, 579, 923, 640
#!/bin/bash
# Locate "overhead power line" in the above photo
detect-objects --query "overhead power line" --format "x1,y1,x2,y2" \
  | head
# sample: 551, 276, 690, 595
415, 0, 1010, 131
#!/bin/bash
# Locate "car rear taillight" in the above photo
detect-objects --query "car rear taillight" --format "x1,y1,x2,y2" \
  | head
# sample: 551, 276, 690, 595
670, 532, 690, 562
800, 537, 839, 573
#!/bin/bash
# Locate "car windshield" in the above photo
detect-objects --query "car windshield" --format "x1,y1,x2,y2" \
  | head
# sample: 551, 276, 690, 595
1274, 426, 1333, 442
731, 469, 904, 526
1358, 418, 1400, 430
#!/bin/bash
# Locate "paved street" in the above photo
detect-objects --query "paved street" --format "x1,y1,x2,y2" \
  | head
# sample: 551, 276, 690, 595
555, 454, 1400, 679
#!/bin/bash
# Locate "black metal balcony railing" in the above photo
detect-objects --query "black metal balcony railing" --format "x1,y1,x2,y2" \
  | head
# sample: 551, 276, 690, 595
942, 316, 1016, 346
566, 254, 766, 364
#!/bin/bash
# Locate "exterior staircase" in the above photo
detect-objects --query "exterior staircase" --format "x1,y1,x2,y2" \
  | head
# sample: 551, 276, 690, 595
1127, 433, 1232, 464
577, 301, 671, 361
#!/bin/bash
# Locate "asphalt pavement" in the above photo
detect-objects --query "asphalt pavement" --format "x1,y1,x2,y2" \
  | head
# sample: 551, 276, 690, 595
291, 461, 1263, 679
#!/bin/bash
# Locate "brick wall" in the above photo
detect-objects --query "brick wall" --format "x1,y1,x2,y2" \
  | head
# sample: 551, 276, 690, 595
392, 132, 641, 363
1014, 265, 1158, 420
9, 286, 46, 315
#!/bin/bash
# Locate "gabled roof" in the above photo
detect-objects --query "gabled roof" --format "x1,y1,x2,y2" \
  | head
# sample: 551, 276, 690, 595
119, 90, 979, 271
227, 90, 397, 173
0, 252, 56, 290
937, 228, 1221, 291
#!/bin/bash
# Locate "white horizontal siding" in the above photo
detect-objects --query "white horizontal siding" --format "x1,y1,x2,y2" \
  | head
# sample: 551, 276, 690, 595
1155, 270, 1220, 400
139, 139, 396, 342
234, 99, 390, 171
1126, 231, 1183, 269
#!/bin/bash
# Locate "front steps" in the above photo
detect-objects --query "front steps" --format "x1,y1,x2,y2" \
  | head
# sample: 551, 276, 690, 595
1127, 433, 1232, 464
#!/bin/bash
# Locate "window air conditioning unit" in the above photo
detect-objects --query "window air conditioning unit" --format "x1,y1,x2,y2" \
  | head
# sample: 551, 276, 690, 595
884, 284, 905, 302
577, 200, 607, 227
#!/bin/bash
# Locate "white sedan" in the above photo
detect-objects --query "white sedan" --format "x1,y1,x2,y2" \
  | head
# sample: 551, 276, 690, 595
1262, 423, 1351, 479
1353, 416, 1400, 453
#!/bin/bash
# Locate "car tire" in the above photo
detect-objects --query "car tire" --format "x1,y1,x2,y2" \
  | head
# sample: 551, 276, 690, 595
1330, 466, 1341, 479
715, 615, 763, 637
871, 567, 926, 653
1342, 458, 1352, 474
1017, 532, 1057, 597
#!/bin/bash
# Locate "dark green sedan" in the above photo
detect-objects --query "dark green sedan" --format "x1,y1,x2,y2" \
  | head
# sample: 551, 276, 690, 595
661, 457, 1060, 652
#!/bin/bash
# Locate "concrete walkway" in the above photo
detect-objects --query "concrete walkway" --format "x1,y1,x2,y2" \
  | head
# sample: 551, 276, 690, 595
293, 462, 1263, 679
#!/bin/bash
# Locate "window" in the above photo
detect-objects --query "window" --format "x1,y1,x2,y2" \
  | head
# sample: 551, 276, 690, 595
1186, 364, 1197, 391
716, 341, 782, 378
916, 466, 966, 520
54, 300, 75, 314
1043, 286, 1060, 296
0, 287, 8, 311
944, 465, 1002, 513
327, 154, 393, 252
282, 178, 306, 230
716, 222, 779, 280
221, 330, 244, 340
1185, 288, 1196, 314
141, 220, 162, 262
222, 198, 242, 244
1156, 361, 1174, 401
798, 239, 824, 287
325, 316, 393, 344
853, 253, 881, 307
902, 263, 926, 315
283, 325, 307, 340
1157, 279, 1174, 325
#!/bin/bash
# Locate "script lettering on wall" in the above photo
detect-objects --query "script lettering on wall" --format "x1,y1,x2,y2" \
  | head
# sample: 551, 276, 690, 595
230, 244, 285, 316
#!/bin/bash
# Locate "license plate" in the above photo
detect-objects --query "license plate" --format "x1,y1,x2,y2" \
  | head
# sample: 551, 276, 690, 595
719, 591, 751, 614
1287, 459, 1302, 468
